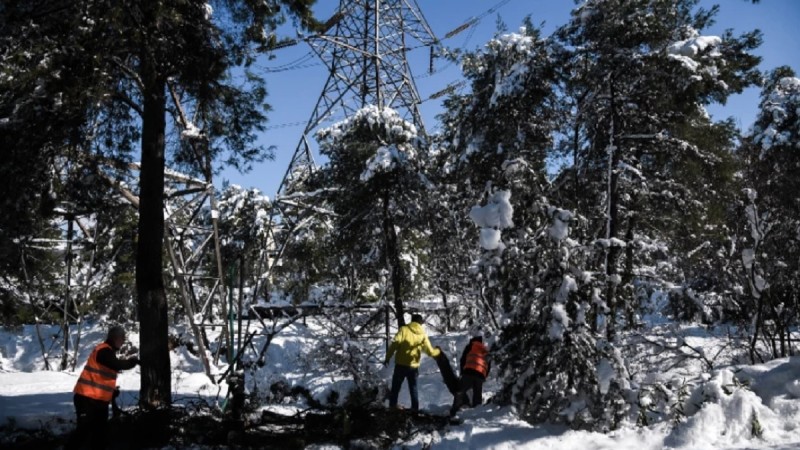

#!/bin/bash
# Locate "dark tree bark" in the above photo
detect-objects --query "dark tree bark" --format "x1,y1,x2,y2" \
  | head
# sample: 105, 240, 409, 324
383, 192, 405, 327
137, 38, 171, 409
605, 82, 621, 342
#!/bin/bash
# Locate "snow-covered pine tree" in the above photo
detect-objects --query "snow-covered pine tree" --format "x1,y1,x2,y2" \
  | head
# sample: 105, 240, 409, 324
314, 106, 430, 326
266, 158, 339, 307
0, 0, 317, 409
733, 67, 800, 360
415, 136, 478, 330
434, 21, 630, 430
214, 185, 272, 282
434, 22, 559, 322
554, 0, 761, 337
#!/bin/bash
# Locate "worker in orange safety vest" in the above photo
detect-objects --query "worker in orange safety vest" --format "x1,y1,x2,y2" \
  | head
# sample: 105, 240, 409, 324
450, 332, 491, 417
66, 325, 139, 450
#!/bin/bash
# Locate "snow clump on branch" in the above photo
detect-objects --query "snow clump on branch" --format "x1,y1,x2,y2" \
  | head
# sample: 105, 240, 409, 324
317, 105, 418, 144
469, 190, 514, 250
752, 76, 800, 154
316, 105, 420, 182
484, 27, 538, 106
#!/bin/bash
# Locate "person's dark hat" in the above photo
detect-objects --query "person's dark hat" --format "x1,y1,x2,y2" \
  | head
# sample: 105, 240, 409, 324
107, 325, 125, 340
411, 313, 424, 324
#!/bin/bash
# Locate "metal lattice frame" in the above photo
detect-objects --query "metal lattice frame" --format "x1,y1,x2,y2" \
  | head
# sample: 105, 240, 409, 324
162, 177, 224, 380
107, 162, 225, 382
256, 0, 438, 300
22, 206, 98, 372
304, 0, 436, 137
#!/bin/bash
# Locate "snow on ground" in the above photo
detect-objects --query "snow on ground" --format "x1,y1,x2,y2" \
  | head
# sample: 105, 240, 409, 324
2, 321, 800, 449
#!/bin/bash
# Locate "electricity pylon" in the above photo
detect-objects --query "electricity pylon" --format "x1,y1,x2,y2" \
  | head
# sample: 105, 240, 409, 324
255, 0, 438, 301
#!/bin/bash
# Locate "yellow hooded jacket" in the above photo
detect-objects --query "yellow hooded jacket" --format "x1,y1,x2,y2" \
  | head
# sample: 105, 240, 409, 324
384, 322, 441, 368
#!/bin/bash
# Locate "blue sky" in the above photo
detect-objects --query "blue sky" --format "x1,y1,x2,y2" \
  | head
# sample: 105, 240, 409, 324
219, 0, 800, 198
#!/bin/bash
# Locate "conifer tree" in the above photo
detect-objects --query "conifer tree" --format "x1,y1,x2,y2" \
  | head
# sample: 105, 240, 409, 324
314, 106, 429, 326
495, 202, 630, 430
1, 0, 316, 409
435, 23, 559, 319
435, 23, 632, 429
735, 67, 800, 360
555, 0, 760, 338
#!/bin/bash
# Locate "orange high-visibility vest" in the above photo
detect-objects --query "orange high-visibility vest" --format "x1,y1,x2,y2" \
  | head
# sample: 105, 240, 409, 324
464, 341, 489, 378
73, 342, 119, 402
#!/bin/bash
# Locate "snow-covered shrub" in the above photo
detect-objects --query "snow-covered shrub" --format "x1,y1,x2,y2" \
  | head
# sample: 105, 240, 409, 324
495, 202, 630, 431
301, 307, 387, 406
665, 369, 780, 448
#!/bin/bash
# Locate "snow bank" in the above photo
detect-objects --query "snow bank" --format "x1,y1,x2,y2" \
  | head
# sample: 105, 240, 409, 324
665, 366, 800, 449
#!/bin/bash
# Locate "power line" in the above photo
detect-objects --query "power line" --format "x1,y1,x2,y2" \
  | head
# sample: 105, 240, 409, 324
440, 0, 514, 42
423, 80, 467, 102
257, 51, 317, 72
419, 0, 513, 79
261, 62, 322, 73
263, 121, 307, 131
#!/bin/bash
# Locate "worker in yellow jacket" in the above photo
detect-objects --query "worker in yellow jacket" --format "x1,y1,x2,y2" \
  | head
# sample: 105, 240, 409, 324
384, 313, 441, 412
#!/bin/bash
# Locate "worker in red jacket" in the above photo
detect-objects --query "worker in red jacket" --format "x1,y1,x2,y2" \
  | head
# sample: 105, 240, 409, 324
66, 325, 139, 450
450, 333, 490, 417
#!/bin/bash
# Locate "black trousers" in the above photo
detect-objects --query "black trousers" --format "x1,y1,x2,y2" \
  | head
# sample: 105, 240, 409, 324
450, 372, 484, 415
389, 364, 420, 411
65, 393, 110, 450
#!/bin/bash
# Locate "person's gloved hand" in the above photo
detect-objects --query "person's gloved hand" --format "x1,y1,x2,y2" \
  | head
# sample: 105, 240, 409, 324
112, 388, 122, 419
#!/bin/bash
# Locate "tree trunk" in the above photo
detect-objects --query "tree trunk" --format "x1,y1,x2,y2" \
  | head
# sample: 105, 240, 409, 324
441, 289, 450, 332
605, 82, 620, 342
137, 43, 171, 409
749, 291, 765, 364
383, 193, 405, 327
623, 214, 636, 328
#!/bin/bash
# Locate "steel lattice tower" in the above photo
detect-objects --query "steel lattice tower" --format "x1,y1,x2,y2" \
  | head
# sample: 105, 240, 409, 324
276, 0, 437, 194
256, 0, 438, 300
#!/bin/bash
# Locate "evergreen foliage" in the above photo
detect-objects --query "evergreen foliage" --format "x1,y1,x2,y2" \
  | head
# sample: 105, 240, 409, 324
314, 106, 430, 325
732, 67, 800, 360
433, 23, 558, 320
1, 0, 317, 408
554, 0, 760, 337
